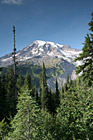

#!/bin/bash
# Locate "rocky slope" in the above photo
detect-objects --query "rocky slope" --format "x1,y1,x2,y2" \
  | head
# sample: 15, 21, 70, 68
0, 40, 82, 90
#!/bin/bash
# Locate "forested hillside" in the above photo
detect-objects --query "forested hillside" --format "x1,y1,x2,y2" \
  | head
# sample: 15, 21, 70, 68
0, 14, 93, 140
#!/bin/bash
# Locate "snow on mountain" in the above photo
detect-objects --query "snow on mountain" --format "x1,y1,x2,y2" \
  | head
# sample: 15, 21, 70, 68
0, 40, 82, 90
0, 40, 82, 67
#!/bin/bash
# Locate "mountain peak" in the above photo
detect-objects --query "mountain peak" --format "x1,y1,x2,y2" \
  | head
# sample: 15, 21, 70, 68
35, 40, 46, 45
0, 40, 82, 67
0, 40, 82, 90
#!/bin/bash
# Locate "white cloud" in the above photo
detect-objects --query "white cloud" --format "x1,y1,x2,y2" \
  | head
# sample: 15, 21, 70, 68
1, 0, 24, 5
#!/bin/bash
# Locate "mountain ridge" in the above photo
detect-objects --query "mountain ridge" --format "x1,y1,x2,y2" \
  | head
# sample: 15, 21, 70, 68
0, 40, 81, 67
0, 40, 82, 90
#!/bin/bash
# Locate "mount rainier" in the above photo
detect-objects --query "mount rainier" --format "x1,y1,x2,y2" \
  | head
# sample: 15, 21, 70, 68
0, 40, 82, 90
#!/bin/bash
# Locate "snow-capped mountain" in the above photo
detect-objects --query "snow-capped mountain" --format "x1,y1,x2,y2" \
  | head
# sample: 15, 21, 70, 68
0, 40, 81, 66
0, 40, 82, 90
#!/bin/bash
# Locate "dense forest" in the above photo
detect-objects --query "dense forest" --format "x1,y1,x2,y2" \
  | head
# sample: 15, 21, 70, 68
0, 14, 93, 140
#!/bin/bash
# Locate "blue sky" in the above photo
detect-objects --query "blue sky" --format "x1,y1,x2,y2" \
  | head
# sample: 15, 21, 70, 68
0, 0, 93, 57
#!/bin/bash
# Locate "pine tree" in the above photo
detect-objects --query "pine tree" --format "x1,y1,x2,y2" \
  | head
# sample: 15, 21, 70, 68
7, 89, 54, 140
77, 86, 93, 140
61, 86, 64, 100
0, 74, 8, 121
35, 87, 39, 102
56, 90, 83, 140
56, 77, 93, 140
47, 90, 54, 114
0, 67, 2, 76
75, 14, 93, 86
0, 119, 10, 140
17, 75, 24, 92
39, 109, 54, 140
67, 72, 70, 89
55, 79, 60, 109
8, 89, 41, 140
6, 69, 17, 118
40, 62, 48, 110
89, 12, 93, 38
0, 69, 17, 121
25, 72, 32, 90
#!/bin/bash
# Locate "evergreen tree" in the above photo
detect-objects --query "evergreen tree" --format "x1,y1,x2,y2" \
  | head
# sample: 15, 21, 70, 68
56, 90, 83, 140
7, 89, 54, 140
55, 79, 60, 109
0, 74, 8, 121
25, 72, 32, 90
40, 62, 48, 110
67, 72, 70, 89
8, 89, 41, 140
77, 86, 93, 140
47, 90, 55, 114
17, 75, 24, 92
6, 69, 17, 118
0, 119, 10, 140
61, 86, 64, 99
63, 82, 68, 92
25, 72, 38, 98
35, 87, 39, 102
39, 109, 55, 140
75, 14, 93, 86
89, 12, 93, 38
56, 78, 93, 140
0, 69, 17, 121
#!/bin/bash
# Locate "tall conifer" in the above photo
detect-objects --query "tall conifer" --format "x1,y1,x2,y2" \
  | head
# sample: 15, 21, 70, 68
75, 14, 93, 86
40, 62, 48, 110
9, 89, 41, 140
55, 79, 60, 109
17, 75, 24, 92
25, 72, 32, 90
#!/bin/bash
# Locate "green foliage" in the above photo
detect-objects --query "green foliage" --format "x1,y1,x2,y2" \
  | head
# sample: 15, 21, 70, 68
1, 68, 93, 140
17, 75, 24, 92
36, 109, 54, 140
2, 61, 63, 88
55, 79, 60, 109
6, 69, 17, 118
40, 63, 49, 110
25, 72, 32, 90
0, 119, 10, 140
1, 13, 93, 140
8, 89, 40, 139
0, 67, 2, 75
78, 87, 93, 140
67, 72, 70, 89
56, 79, 93, 140
75, 14, 93, 86
7, 89, 54, 140
0, 69, 17, 121
46, 63, 63, 78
